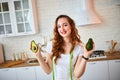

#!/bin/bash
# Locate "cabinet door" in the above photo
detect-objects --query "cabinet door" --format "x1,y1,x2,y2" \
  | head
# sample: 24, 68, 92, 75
35, 66, 52, 80
13, 0, 37, 35
81, 61, 109, 80
0, 0, 38, 37
16, 66, 36, 80
109, 59, 120, 80
0, 0, 14, 36
0, 68, 17, 80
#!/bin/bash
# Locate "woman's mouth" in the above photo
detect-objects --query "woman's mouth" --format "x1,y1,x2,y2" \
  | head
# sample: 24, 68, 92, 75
60, 31, 67, 35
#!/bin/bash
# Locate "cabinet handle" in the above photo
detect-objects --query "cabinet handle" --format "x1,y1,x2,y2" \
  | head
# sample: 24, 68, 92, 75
23, 68, 29, 70
2, 69, 9, 71
89, 62, 96, 65
115, 61, 120, 63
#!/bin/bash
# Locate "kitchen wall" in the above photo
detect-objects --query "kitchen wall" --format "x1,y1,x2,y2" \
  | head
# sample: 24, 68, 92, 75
0, 0, 120, 60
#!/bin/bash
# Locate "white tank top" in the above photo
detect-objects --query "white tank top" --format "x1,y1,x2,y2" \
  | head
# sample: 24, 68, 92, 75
45, 41, 83, 80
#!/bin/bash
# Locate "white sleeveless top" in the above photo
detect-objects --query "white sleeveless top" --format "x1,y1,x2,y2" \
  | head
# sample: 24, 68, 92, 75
45, 41, 83, 80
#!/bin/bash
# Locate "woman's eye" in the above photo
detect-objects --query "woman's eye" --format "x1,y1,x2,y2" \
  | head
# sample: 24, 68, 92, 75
57, 26, 61, 28
65, 24, 67, 26
63, 24, 67, 27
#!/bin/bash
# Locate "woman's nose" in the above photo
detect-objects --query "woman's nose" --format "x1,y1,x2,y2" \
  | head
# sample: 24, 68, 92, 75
61, 26, 64, 30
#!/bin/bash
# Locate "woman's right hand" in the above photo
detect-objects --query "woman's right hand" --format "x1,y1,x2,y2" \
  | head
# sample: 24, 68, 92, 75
35, 44, 42, 58
30, 42, 42, 59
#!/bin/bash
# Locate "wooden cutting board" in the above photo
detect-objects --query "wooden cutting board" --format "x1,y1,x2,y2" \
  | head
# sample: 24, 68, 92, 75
0, 60, 25, 67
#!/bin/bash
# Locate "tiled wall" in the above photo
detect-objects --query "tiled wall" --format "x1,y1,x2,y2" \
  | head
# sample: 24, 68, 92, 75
0, 0, 120, 60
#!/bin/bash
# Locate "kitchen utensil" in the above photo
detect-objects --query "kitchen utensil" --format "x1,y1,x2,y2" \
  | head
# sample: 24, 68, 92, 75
0, 43, 4, 64
109, 40, 117, 53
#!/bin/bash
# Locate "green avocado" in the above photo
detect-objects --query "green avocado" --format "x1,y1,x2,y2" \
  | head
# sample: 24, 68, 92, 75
31, 40, 38, 53
86, 38, 93, 51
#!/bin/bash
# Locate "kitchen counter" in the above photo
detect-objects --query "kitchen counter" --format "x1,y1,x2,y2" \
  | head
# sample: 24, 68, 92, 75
88, 51, 120, 62
0, 51, 120, 68
0, 59, 39, 69
13, 62, 39, 67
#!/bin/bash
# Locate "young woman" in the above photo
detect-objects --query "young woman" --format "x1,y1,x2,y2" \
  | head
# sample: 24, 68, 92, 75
32, 15, 95, 80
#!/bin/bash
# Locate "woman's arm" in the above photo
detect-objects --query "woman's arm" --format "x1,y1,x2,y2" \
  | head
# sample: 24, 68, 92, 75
73, 56, 87, 78
35, 46, 52, 74
74, 43, 95, 78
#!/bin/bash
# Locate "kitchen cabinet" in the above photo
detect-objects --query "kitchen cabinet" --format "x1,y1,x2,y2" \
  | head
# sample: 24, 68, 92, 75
16, 66, 36, 80
81, 61, 109, 80
0, 0, 38, 37
108, 59, 120, 80
35, 66, 52, 80
0, 68, 17, 80
0, 59, 120, 80
0, 66, 52, 80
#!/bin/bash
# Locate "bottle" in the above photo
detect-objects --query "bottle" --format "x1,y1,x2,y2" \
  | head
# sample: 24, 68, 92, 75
11, 53, 15, 61
21, 52, 28, 61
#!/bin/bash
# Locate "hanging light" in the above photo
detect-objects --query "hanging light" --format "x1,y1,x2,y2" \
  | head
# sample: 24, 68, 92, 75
80, 0, 102, 25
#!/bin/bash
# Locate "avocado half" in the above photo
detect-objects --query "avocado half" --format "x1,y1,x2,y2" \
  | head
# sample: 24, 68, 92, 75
31, 40, 38, 53
86, 38, 94, 51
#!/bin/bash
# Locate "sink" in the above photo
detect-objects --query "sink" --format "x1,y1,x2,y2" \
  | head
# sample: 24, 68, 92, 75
26, 58, 38, 64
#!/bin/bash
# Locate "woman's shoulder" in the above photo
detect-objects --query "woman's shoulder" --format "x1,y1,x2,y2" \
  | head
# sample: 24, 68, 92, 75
73, 42, 83, 55
75, 42, 83, 49
45, 41, 52, 53
74, 44, 82, 51
47, 41, 52, 46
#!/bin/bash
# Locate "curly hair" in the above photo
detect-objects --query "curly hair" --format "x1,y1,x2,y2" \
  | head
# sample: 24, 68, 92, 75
51, 15, 82, 63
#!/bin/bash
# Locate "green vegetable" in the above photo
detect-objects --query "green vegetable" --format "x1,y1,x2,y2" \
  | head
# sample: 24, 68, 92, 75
31, 40, 38, 53
86, 38, 93, 51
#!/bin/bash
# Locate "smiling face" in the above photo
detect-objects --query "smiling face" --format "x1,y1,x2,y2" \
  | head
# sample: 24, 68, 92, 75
57, 18, 71, 38
52, 15, 81, 63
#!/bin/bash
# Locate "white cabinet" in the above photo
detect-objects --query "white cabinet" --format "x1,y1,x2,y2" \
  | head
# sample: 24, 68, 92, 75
0, 68, 17, 80
81, 61, 109, 80
0, 66, 52, 80
108, 59, 120, 80
0, 59, 120, 80
35, 66, 52, 80
0, 0, 38, 37
16, 66, 36, 80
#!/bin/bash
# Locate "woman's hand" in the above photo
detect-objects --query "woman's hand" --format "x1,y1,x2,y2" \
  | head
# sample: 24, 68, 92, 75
34, 44, 42, 58
30, 43, 42, 59
79, 42, 95, 58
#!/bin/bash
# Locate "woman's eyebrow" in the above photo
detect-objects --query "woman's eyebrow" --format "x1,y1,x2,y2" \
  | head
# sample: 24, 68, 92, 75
63, 22, 67, 25
57, 22, 67, 26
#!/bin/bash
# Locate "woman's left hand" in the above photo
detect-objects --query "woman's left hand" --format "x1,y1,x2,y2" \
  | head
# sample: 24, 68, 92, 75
79, 42, 95, 58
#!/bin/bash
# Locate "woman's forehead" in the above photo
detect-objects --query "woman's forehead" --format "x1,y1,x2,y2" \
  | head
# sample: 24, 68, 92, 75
57, 18, 69, 24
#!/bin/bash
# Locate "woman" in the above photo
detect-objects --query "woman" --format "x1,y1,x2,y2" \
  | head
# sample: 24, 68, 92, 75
32, 15, 95, 80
